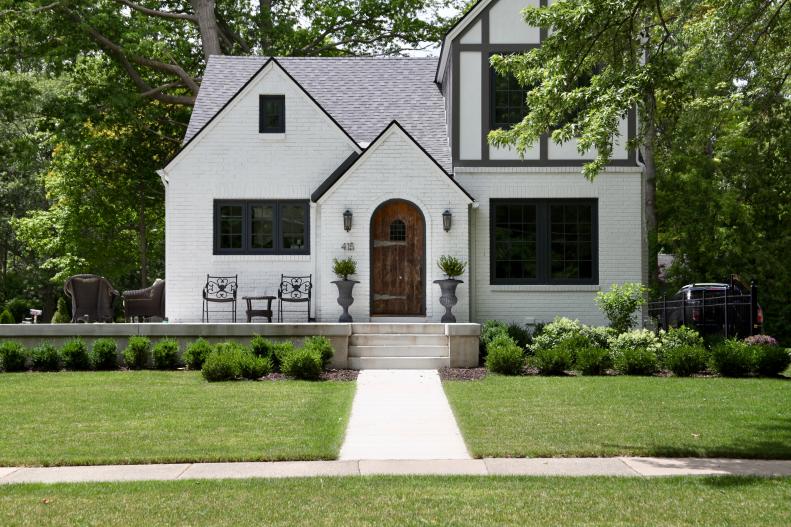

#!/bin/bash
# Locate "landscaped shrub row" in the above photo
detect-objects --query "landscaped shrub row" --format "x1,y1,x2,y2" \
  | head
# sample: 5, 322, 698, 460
0, 335, 335, 379
200, 336, 334, 382
480, 317, 790, 378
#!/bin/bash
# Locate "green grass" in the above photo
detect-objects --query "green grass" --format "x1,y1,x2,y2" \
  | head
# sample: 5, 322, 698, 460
0, 476, 789, 526
444, 376, 791, 459
0, 371, 355, 466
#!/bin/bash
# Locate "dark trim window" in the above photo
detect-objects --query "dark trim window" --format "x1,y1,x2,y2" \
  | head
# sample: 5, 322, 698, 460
259, 95, 285, 133
214, 200, 309, 255
490, 199, 598, 285
490, 65, 530, 130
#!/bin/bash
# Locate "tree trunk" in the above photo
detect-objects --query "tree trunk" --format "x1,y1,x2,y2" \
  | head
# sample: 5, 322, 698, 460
190, 0, 222, 59
137, 180, 149, 288
259, 0, 274, 53
641, 94, 659, 288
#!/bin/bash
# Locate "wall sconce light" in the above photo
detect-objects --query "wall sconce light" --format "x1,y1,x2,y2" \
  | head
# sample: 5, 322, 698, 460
442, 209, 452, 232
343, 209, 353, 232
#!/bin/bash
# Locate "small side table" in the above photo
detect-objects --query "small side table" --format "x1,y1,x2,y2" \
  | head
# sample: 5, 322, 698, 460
243, 296, 275, 323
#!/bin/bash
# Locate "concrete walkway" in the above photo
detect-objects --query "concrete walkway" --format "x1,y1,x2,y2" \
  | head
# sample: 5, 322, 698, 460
339, 369, 470, 460
2, 458, 791, 484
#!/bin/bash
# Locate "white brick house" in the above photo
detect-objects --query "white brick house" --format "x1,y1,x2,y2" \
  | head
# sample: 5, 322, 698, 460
159, 0, 645, 325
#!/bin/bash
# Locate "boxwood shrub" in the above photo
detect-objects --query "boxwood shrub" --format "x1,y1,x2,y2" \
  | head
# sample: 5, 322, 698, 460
184, 338, 213, 369
612, 346, 659, 375
61, 338, 91, 370
201, 342, 271, 382
303, 336, 334, 368
532, 345, 573, 375
123, 336, 151, 369
91, 338, 118, 370
281, 347, 323, 380
31, 342, 61, 371
250, 335, 276, 359
752, 345, 791, 377
709, 339, 753, 377
485, 334, 524, 375
0, 341, 29, 372
272, 341, 295, 371
575, 346, 610, 375
664, 345, 708, 377
153, 338, 180, 370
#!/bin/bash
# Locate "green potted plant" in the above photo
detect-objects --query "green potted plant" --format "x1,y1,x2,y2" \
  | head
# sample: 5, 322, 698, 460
332, 257, 359, 322
434, 255, 467, 323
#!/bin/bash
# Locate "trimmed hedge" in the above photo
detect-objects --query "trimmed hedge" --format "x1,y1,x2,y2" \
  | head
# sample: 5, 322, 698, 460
753, 345, 791, 377
184, 338, 213, 370
32, 342, 61, 371
201, 342, 272, 382
485, 334, 524, 375
664, 345, 708, 377
612, 346, 659, 375
575, 346, 610, 375
153, 338, 180, 370
61, 338, 91, 371
0, 341, 29, 372
124, 336, 151, 370
303, 336, 334, 368
281, 347, 323, 380
91, 338, 118, 370
709, 339, 753, 377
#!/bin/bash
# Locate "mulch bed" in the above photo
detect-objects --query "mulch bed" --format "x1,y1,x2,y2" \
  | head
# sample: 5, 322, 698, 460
258, 369, 359, 382
438, 367, 487, 381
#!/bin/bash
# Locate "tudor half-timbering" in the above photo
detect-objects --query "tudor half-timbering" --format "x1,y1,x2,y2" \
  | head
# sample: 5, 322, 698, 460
159, 0, 645, 325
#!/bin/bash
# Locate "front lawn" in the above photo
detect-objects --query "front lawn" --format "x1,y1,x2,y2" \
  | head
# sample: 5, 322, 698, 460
444, 376, 791, 459
1, 476, 789, 526
0, 371, 355, 466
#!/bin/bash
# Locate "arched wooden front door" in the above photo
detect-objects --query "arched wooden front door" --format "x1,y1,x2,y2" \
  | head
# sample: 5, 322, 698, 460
370, 200, 425, 316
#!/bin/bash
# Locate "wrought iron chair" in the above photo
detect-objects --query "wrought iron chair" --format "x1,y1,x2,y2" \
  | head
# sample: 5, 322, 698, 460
277, 275, 313, 322
202, 275, 238, 322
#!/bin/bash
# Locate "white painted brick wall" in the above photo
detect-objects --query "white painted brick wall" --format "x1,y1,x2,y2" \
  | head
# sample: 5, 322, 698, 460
456, 169, 645, 326
164, 63, 357, 322
317, 127, 471, 322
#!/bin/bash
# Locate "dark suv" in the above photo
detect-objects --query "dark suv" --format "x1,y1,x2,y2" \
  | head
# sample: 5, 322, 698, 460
650, 280, 763, 338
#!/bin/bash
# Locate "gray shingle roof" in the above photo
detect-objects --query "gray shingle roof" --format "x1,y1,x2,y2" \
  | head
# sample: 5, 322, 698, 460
185, 56, 451, 172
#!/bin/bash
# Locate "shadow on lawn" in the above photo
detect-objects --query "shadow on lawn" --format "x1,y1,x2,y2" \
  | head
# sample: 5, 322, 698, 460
608, 417, 791, 460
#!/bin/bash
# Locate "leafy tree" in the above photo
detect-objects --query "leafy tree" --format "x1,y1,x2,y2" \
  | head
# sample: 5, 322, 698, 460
1, 0, 465, 105
487, 0, 790, 284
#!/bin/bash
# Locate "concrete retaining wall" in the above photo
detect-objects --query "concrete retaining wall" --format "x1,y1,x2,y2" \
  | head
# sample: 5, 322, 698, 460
0, 323, 481, 369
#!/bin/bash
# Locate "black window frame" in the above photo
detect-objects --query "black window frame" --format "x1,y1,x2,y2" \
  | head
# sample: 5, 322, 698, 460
489, 55, 532, 131
214, 200, 309, 255
259, 94, 285, 133
489, 199, 598, 285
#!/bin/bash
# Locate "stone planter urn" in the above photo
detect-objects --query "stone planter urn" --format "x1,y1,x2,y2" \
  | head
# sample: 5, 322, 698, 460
434, 278, 463, 323
332, 279, 359, 322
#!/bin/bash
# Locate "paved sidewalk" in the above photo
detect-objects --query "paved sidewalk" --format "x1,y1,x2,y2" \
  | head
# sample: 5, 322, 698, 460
2, 458, 791, 484
339, 369, 470, 460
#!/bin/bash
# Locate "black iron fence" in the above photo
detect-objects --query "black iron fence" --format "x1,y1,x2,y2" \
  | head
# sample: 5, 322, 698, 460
647, 282, 759, 339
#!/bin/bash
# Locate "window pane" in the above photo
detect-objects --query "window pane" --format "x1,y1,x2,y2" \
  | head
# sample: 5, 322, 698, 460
219, 205, 243, 249
492, 67, 530, 130
260, 95, 285, 132
493, 203, 537, 281
250, 204, 274, 249
550, 203, 594, 280
281, 204, 307, 250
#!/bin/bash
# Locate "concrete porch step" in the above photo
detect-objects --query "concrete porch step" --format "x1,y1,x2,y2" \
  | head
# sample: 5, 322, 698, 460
352, 323, 445, 335
348, 345, 449, 358
348, 357, 450, 370
349, 334, 449, 347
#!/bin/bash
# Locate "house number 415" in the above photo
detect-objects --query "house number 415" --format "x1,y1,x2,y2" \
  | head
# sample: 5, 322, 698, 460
341, 242, 355, 251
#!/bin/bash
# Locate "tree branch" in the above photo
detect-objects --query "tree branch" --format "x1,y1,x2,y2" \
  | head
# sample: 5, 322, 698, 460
114, 0, 197, 22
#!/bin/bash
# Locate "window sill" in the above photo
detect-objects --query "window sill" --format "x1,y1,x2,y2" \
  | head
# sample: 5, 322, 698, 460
212, 254, 310, 262
490, 284, 600, 292
259, 133, 286, 140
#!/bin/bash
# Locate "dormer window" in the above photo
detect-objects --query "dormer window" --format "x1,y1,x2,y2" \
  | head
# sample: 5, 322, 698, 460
259, 95, 285, 133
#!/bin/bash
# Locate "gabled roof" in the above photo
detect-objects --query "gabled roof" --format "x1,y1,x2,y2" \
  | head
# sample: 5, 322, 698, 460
312, 121, 474, 204
435, 0, 492, 84
186, 56, 452, 172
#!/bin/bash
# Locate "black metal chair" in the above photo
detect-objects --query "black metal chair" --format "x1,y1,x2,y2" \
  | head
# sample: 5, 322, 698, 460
277, 275, 313, 322
202, 275, 238, 322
